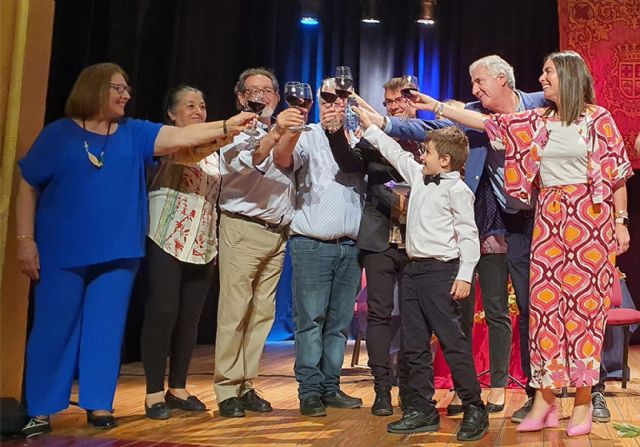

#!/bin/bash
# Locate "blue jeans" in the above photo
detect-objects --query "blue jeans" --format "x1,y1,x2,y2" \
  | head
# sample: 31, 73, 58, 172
290, 237, 361, 400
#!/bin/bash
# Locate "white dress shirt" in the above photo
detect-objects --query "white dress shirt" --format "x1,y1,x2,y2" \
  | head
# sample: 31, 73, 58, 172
218, 128, 297, 226
364, 125, 480, 282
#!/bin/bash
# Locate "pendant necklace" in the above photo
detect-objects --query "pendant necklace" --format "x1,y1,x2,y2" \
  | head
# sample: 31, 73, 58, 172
82, 120, 112, 168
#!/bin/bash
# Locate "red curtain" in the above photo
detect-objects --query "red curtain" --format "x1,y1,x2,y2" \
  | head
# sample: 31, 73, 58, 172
558, 0, 640, 169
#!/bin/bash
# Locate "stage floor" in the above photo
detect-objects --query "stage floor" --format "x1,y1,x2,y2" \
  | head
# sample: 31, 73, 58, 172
4, 341, 640, 447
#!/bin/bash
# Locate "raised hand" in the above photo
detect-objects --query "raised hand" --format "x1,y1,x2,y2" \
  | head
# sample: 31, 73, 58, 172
227, 111, 258, 136
351, 106, 372, 130
275, 107, 306, 133
409, 92, 439, 111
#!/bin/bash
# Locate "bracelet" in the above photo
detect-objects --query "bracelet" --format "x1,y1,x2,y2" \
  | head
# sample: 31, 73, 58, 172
615, 210, 629, 218
16, 234, 34, 240
222, 120, 228, 136
615, 217, 630, 227
436, 102, 445, 119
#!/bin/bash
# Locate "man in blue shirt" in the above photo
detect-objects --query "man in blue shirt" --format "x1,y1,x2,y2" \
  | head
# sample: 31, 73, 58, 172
273, 82, 366, 417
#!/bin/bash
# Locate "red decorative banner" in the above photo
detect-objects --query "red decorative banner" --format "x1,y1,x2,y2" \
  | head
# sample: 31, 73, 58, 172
559, 0, 640, 169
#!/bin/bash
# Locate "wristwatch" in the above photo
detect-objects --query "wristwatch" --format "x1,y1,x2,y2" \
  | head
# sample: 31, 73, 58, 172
615, 217, 630, 227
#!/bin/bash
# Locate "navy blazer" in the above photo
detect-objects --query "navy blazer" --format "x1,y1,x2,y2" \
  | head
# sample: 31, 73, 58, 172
387, 91, 547, 194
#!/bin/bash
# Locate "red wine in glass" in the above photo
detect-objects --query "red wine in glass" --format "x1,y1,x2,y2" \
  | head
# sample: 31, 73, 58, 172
247, 100, 266, 114
300, 98, 313, 111
285, 95, 305, 107
401, 87, 418, 98
320, 91, 338, 103
335, 77, 353, 99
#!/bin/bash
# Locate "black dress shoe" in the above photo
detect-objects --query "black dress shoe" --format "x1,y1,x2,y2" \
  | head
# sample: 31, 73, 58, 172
145, 401, 171, 420
86, 411, 117, 429
240, 389, 272, 412
322, 390, 363, 409
165, 391, 206, 412
387, 408, 440, 434
592, 392, 611, 423
371, 391, 393, 416
218, 397, 245, 418
447, 403, 463, 416
300, 395, 327, 417
486, 401, 505, 413
456, 404, 489, 441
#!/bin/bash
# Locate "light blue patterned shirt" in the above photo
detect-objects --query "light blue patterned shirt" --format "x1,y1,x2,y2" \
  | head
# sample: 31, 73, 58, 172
290, 123, 366, 240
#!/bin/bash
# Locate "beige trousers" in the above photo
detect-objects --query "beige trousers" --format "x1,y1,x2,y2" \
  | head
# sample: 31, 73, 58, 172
214, 213, 287, 402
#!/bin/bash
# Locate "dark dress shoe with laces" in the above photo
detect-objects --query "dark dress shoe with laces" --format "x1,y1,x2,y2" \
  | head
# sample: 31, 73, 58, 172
240, 389, 272, 412
218, 397, 245, 418
591, 392, 611, 422
86, 411, 117, 429
456, 404, 489, 441
165, 391, 206, 412
387, 408, 440, 434
145, 401, 171, 420
322, 390, 363, 409
372, 391, 393, 416
447, 403, 464, 416
300, 396, 327, 417
486, 401, 505, 413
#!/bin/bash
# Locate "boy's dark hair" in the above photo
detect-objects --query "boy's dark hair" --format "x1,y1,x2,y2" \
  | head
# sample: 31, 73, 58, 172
425, 127, 469, 172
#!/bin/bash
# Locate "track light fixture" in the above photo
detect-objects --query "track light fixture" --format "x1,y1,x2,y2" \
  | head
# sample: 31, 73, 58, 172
417, 0, 437, 25
300, 0, 321, 25
362, 0, 381, 24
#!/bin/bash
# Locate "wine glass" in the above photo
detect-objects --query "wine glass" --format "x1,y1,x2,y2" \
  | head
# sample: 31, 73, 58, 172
243, 89, 266, 137
400, 75, 420, 118
242, 89, 267, 150
319, 78, 341, 133
320, 78, 338, 104
284, 82, 310, 132
335, 66, 354, 99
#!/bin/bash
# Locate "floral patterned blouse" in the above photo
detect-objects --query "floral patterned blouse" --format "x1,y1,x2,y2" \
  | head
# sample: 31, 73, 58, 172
148, 153, 221, 264
483, 105, 633, 206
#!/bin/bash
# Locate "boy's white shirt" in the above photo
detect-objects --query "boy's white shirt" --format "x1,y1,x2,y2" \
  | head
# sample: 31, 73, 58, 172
363, 125, 480, 282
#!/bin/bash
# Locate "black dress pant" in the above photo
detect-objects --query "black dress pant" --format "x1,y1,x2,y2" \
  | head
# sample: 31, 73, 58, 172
401, 259, 483, 412
361, 247, 409, 393
140, 239, 216, 393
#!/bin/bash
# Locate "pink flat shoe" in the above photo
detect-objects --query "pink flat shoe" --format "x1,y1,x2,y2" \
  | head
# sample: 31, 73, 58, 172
516, 404, 559, 432
566, 405, 592, 437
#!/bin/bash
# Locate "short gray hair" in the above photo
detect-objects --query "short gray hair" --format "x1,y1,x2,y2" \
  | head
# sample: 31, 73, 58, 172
233, 67, 279, 110
469, 55, 516, 89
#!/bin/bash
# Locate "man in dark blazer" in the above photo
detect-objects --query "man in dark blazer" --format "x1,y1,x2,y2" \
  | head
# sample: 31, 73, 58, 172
330, 77, 449, 416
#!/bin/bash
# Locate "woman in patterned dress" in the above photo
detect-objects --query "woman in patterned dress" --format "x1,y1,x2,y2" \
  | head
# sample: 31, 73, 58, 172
140, 86, 238, 419
388, 50, 632, 436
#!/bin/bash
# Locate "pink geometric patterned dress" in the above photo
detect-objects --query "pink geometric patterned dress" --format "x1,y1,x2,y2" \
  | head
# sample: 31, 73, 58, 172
484, 105, 633, 388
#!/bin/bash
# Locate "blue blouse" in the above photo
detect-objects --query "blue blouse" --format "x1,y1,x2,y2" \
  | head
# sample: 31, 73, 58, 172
19, 118, 162, 268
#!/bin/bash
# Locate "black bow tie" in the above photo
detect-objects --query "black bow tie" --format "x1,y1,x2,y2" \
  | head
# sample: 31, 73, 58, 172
424, 174, 441, 186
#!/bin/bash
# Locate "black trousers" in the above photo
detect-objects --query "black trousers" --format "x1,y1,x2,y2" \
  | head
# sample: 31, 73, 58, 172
360, 247, 409, 393
140, 239, 216, 393
401, 259, 483, 412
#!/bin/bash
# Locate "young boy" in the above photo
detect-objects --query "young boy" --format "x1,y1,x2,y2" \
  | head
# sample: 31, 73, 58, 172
359, 115, 488, 442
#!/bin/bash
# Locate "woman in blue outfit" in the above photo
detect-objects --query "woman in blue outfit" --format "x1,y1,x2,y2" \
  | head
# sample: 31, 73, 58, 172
15, 63, 254, 437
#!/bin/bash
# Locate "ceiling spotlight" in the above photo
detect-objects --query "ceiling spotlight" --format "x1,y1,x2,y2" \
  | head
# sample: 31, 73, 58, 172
300, 0, 321, 25
362, 0, 381, 24
417, 0, 436, 25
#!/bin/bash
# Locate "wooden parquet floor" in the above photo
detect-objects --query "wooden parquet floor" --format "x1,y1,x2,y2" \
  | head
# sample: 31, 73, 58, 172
4, 341, 640, 447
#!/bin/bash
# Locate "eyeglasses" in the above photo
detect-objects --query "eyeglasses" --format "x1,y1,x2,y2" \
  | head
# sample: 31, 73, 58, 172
110, 83, 133, 95
383, 97, 407, 107
243, 87, 276, 97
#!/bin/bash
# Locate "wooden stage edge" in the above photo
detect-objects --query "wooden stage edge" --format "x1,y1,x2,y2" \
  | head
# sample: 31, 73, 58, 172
4, 341, 640, 447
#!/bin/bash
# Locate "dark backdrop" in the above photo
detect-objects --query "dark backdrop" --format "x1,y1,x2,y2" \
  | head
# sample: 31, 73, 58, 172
46, 0, 638, 355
